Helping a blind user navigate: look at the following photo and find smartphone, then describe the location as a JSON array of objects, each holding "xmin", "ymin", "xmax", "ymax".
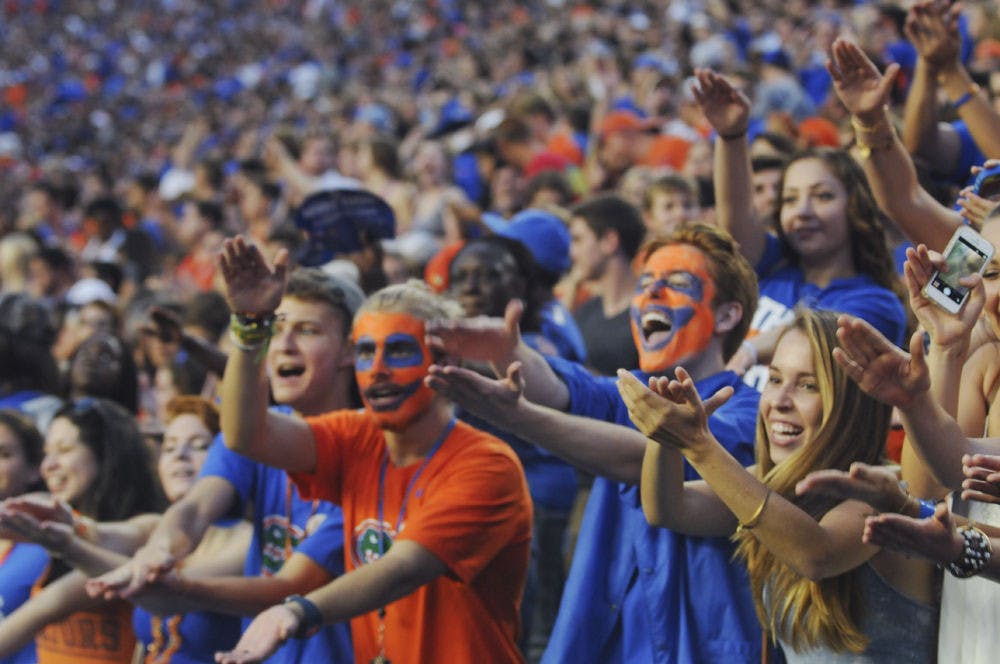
[
  {"xmin": 923, "ymin": 225, "xmax": 995, "ymax": 313},
  {"xmin": 972, "ymin": 163, "xmax": 1000, "ymax": 199}
]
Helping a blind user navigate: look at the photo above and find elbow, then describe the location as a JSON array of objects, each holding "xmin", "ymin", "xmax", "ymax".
[{"xmin": 788, "ymin": 552, "xmax": 841, "ymax": 582}]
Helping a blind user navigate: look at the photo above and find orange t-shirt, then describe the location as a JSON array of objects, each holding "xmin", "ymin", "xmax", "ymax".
[
  {"xmin": 34, "ymin": 600, "xmax": 136, "ymax": 664},
  {"xmin": 292, "ymin": 411, "xmax": 532, "ymax": 664}
]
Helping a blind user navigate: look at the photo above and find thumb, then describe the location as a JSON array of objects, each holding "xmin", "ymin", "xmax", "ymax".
[
  {"xmin": 878, "ymin": 62, "xmax": 901, "ymax": 98},
  {"xmin": 504, "ymin": 299, "xmax": 524, "ymax": 338},
  {"xmin": 272, "ymin": 248, "xmax": 290, "ymax": 281},
  {"xmin": 702, "ymin": 385, "xmax": 734, "ymax": 416}
]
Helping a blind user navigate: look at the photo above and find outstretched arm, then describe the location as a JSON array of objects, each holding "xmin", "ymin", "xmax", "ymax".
[
  {"xmin": 214, "ymin": 540, "xmax": 446, "ymax": 664},
  {"xmin": 828, "ymin": 38, "xmax": 962, "ymax": 250},
  {"xmin": 426, "ymin": 362, "xmax": 648, "ymax": 483},
  {"xmin": 425, "ymin": 300, "xmax": 570, "ymax": 410},
  {"xmin": 619, "ymin": 369, "xmax": 879, "ymax": 580},
  {"xmin": 0, "ymin": 571, "xmax": 96, "ymax": 657}
]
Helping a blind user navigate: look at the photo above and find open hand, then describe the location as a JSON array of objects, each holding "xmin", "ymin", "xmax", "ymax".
[
  {"xmin": 961, "ymin": 453, "xmax": 1000, "ymax": 503},
  {"xmin": 827, "ymin": 39, "xmax": 899, "ymax": 123},
  {"xmin": 863, "ymin": 502, "xmax": 963, "ymax": 565},
  {"xmin": 833, "ymin": 315, "xmax": 930, "ymax": 409},
  {"xmin": 215, "ymin": 604, "xmax": 301, "ymax": 664},
  {"xmin": 796, "ymin": 462, "xmax": 908, "ymax": 513},
  {"xmin": 217, "ymin": 236, "xmax": 288, "ymax": 316}
]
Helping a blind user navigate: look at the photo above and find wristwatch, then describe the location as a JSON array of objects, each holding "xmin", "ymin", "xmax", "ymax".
[{"xmin": 282, "ymin": 594, "xmax": 324, "ymax": 639}]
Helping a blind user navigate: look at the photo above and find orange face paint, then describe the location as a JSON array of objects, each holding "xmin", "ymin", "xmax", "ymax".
[
  {"xmin": 630, "ymin": 244, "xmax": 717, "ymax": 373},
  {"xmin": 352, "ymin": 311, "xmax": 436, "ymax": 430}
]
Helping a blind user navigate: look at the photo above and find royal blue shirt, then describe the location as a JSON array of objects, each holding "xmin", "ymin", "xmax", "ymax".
[{"xmin": 541, "ymin": 359, "xmax": 762, "ymax": 663}]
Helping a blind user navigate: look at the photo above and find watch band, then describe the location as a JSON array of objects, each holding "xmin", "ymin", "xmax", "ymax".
[{"xmin": 283, "ymin": 594, "xmax": 324, "ymax": 639}]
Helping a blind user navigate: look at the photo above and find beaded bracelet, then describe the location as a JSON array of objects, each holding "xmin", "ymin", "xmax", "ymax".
[
  {"xmin": 944, "ymin": 525, "xmax": 992, "ymax": 578},
  {"xmin": 229, "ymin": 313, "xmax": 275, "ymax": 349}
]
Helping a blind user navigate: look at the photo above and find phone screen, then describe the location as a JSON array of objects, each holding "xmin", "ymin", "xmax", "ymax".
[{"xmin": 930, "ymin": 236, "xmax": 991, "ymax": 305}]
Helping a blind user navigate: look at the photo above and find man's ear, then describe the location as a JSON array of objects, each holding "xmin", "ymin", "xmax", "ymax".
[
  {"xmin": 599, "ymin": 229, "xmax": 621, "ymax": 255},
  {"xmin": 713, "ymin": 301, "xmax": 743, "ymax": 334}
]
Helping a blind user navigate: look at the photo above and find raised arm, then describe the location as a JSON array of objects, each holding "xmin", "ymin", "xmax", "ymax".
[
  {"xmin": 619, "ymin": 368, "xmax": 879, "ymax": 580},
  {"xmin": 835, "ymin": 314, "xmax": 1000, "ymax": 489},
  {"xmin": 693, "ymin": 68, "xmax": 766, "ymax": 266},
  {"xmin": 828, "ymin": 38, "xmax": 962, "ymax": 250},
  {"xmin": 426, "ymin": 362, "xmax": 647, "ymax": 483},
  {"xmin": 425, "ymin": 299, "xmax": 570, "ymax": 410},
  {"xmin": 217, "ymin": 236, "xmax": 317, "ymax": 471}
]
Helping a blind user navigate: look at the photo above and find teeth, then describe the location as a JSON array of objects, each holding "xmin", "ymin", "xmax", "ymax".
[
  {"xmin": 771, "ymin": 423, "xmax": 803, "ymax": 435},
  {"xmin": 641, "ymin": 312, "xmax": 672, "ymax": 336}
]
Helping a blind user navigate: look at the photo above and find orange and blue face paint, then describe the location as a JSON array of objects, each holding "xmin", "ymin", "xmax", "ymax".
[
  {"xmin": 353, "ymin": 311, "xmax": 436, "ymax": 430},
  {"xmin": 630, "ymin": 244, "xmax": 717, "ymax": 373}
]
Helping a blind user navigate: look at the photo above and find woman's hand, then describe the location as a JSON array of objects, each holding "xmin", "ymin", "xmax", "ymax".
[
  {"xmin": 691, "ymin": 68, "xmax": 750, "ymax": 138},
  {"xmin": 834, "ymin": 315, "xmax": 931, "ymax": 410},
  {"xmin": 961, "ymin": 453, "xmax": 1000, "ymax": 503},
  {"xmin": 796, "ymin": 462, "xmax": 909, "ymax": 514},
  {"xmin": 616, "ymin": 367, "xmax": 733, "ymax": 451},
  {"xmin": 863, "ymin": 502, "xmax": 963, "ymax": 566},
  {"xmin": 827, "ymin": 38, "xmax": 900, "ymax": 124},
  {"xmin": 904, "ymin": 0, "xmax": 962, "ymax": 70},
  {"xmin": 904, "ymin": 244, "xmax": 984, "ymax": 350}
]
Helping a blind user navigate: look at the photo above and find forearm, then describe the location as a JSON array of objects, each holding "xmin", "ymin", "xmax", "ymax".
[
  {"xmin": 0, "ymin": 571, "xmax": 93, "ymax": 657},
  {"xmin": 899, "ymin": 391, "xmax": 995, "ymax": 488},
  {"xmin": 511, "ymin": 399, "xmax": 647, "ymax": 484},
  {"xmin": 305, "ymin": 541, "xmax": 442, "ymax": 624},
  {"xmin": 145, "ymin": 572, "xmax": 309, "ymax": 617},
  {"xmin": 58, "ymin": 537, "xmax": 132, "ymax": 578},
  {"xmin": 857, "ymin": 107, "xmax": 961, "ymax": 250},
  {"xmin": 640, "ymin": 440, "xmax": 733, "ymax": 536},
  {"xmin": 927, "ymin": 343, "xmax": 969, "ymax": 418},
  {"xmin": 937, "ymin": 63, "xmax": 1000, "ymax": 159},
  {"xmin": 498, "ymin": 341, "xmax": 570, "ymax": 410},
  {"xmin": 220, "ymin": 342, "xmax": 273, "ymax": 457},
  {"xmin": 714, "ymin": 134, "xmax": 765, "ymax": 265},
  {"xmin": 901, "ymin": 59, "xmax": 941, "ymax": 156},
  {"xmin": 685, "ymin": 442, "xmax": 873, "ymax": 579}
]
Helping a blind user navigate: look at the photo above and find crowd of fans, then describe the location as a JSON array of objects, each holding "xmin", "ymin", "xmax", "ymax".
[{"xmin": 2, "ymin": 0, "xmax": 1000, "ymax": 662}]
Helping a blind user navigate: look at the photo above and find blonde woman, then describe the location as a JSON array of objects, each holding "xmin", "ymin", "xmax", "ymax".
[{"xmin": 618, "ymin": 309, "xmax": 938, "ymax": 661}]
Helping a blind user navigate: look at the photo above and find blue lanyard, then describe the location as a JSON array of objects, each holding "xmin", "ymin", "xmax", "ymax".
[{"xmin": 376, "ymin": 417, "xmax": 456, "ymax": 557}]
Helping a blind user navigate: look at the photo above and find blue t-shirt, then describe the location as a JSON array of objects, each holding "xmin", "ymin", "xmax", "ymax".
[
  {"xmin": 200, "ymin": 432, "xmax": 353, "ymax": 664},
  {"xmin": 541, "ymin": 359, "xmax": 762, "ymax": 664},
  {"xmin": 0, "ymin": 543, "xmax": 48, "ymax": 664},
  {"xmin": 743, "ymin": 235, "xmax": 906, "ymax": 390}
]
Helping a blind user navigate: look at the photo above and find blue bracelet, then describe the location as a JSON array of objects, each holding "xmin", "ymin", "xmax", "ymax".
[
  {"xmin": 283, "ymin": 594, "xmax": 324, "ymax": 639},
  {"xmin": 917, "ymin": 499, "xmax": 936, "ymax": 519},
  {"xmin": 951, "ymin": 85, "xmax": 980, "ymax": 111}
]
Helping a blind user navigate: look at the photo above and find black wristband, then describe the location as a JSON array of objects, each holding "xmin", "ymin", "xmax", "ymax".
[{"xmin": 283, "ymin": 594, "xmax": 324, "ymax": 639}]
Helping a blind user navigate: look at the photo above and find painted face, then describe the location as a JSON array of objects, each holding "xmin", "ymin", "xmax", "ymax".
[
  {"xmin": 761, "ymin": 329, "xmax": 824, "ymax": 465},
  {"xmin": 158, "ymin": 413, "xmax": 213, "ymax": 503},
  {"xmin": 630, "ymin": 244, "xmax": 717, "ymax": 373},
  {"xmin": 267, "ymin": 297, "xmax": 351, "ymax": 416},
  {"xmin": 41, "ymin": 417, "xmax": 100, "ymax": 507},
  {"xmin": 0, "ymin": 423, "xmax": 39, "ymax": 500},
  {"xmin": 779, "ymin": 158, "xmax": 851, "ymax": 264},
  {"xmin": 353, "ymin": 311, "xmax": 435, "ymax": 430}
]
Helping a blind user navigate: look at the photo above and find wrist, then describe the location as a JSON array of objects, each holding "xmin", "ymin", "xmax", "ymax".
[
  {"xmin": 717, "ymin": 128, "xmax": 747, "ymax": 142},
  {"xmin": 283, "ymin": 594, "xmax": 323, "ymax": 639}
]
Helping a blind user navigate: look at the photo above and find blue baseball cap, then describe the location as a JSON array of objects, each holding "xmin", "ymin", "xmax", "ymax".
[{"xmin": 485, "ymin": 208, "xmax": 570, "ymax": 276}]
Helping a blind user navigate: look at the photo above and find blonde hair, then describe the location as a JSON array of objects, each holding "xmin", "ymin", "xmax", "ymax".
[
  {"xmin": 357, "ymin": 279, "xmax": 463, "ymax": 324},
  {"xmin": 734, "ymin": 309, "xmax": 890, "ymax": 654}
]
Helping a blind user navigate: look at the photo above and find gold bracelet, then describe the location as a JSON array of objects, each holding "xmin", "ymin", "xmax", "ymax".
[{"xmin": 736, "ymin": 488, "xmax": 772, "ymax": 534}]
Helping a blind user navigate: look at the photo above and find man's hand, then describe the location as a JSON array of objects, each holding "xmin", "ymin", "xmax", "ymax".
[
  {"xmin": 904, "ymin": 0, "xmax": 961, "ymax": 70},
  {"xmin": 215, "ymin": 604, "xmax": 302, "ymax": 664},
  {"xmin": 426, "ymin": 361, "xmax": 526, "ymax": 429},
  {"xmin": 425, "ymin": 299, "xmax": 523, "ymax": 372},
  {"xmin": 833, "ymin": 315, "xmax": 931, "ymax": 410},
  {"xmin": 217, "ymin": 236, "xmax": 288, "ymax": 316}
]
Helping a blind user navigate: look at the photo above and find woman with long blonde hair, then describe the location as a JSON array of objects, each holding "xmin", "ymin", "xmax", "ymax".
[{"xmin": 618, "ymin": 309, "xmax": 937, "ymax": 661}]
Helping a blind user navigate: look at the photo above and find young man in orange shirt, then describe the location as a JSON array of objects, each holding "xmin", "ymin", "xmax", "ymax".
[{"xmin": 214, "ymin": 237, "xmax": 532, "ymax": 664}]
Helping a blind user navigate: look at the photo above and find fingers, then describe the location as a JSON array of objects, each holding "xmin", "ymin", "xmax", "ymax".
[
  {"xmin": 701, "ymin": 385, "xmax": 734, "ymax": 416},
  {"xmin": 504, "ymin": 299, "xmax": 524, "ymax": 339},
  {"xmin": 795, "ymin": 469, "xmax": 852, "ymax": 497}
]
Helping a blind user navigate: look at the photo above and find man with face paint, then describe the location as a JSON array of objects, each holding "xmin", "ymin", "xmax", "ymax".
[
  {"xmin": 425, "ymin": 224, "xmax": 769, "ymax": 664},
  {"xmin": 213, "ymin": 237, "xmax": 532, "ymax": 664}
]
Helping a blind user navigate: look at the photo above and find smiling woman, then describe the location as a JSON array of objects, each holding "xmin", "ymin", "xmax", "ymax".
[{"xmin": 623, "ymin": 309, "xmax": 938, "ymax": 662}]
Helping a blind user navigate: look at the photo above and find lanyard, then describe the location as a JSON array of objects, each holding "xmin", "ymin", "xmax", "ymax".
[
  {"xmin": 373, "ymin": 417, "xmax": 455, "ymax": 663},
  {"xmin": 376, "ymin": 417, "xmax": 456, "ymax": 550}
]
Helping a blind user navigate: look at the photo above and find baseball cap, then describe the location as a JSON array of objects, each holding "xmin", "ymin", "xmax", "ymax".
[
  {"xmin": 293, "ymin": 189, "xmax": 396, "ymax": 267},
  {"xmin": 485, "ymin": 208, "xmax": 570, "ymax": 276}
]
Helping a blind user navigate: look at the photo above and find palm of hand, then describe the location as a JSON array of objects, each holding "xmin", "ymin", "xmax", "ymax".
[
  {"xmin": 854, "ymin": 353, "xmax": 928, "ymax": 408},
  {"xmin": 623, "ymin": 385, "xmax": 706, "ymax": 450},
  {"xmin": 703, "ymin": 94, "xmax": 748, "ymax": 135},
  {"xmin": 834, "ymin": 72, "xmax": 885, "ymax": 116},
  {"xmin": 225, "ymin": 268, "xmax": 284, "ymax": 315}
]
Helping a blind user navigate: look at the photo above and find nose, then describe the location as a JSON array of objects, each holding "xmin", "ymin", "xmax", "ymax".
[
  {"xmin": 370, "ymin": 348, "xmax": 391, "ymax": 377},
  {"xmin": 772, "ymin": 383, "xmax": 795, "ymax": 410}
]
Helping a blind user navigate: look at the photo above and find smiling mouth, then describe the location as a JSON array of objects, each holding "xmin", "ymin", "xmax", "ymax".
[
  {"xmin": 364, "ymin": 380, "xmax": 421, "ymax": 412},
  {"xmin": 641, "ymin": 311, "xmax": 673, "ymax": 342},
  {"xmin": 769, "ymin": 422, "xmax": 804, "ymax": 445},
  {"xmin": 275, "ymin": 365, "xmax": 305, "ymax": 378}
]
